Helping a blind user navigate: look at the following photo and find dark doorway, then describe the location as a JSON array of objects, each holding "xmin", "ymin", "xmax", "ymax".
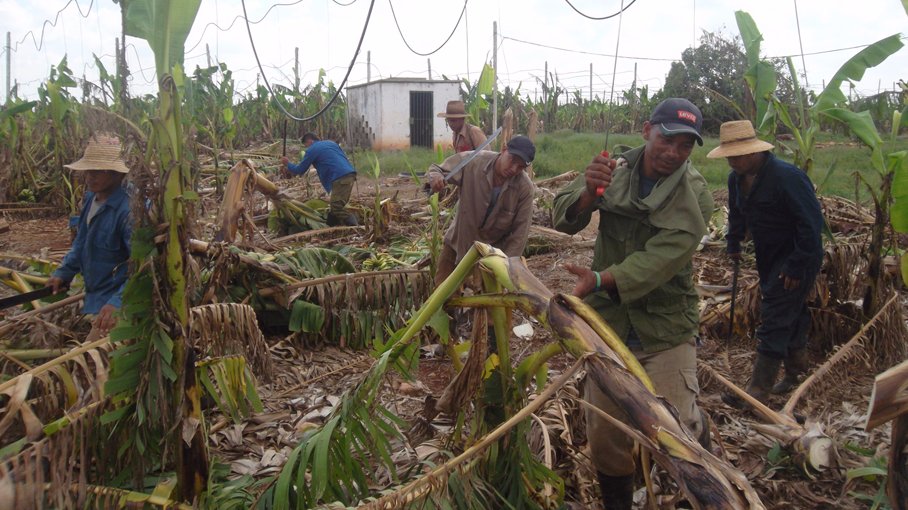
[{"xmin": 409, "ymin": 91, "xmax": 433, "ymax": 148}]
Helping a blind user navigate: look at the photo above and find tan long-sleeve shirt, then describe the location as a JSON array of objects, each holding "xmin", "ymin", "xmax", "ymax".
[{"xmin": 430, "ymin": 151, "xmax": 535, "ymax": 262}]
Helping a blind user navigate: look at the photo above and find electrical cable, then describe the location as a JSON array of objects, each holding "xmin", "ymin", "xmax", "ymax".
[
  {"xmin": 12, "ymin": 0, "xmax": 95, "ymax": 53},
  {"xmin": 501, "ymin": 35, "xmax": 675, "ymax": 61},
  {"xmin": 185, "ymin": 0, "xmax": 306, "ymax": 54},
  {"xmin": 240, "ymin": 0, "xmax": 376, "ymax": 122},
  {"xmin": 387, "ymin": 0, "xmax": 468, "ymax": 57},
  {"xmin": 563, "ymin": 0, "xmax": 636, "ymax": 21},
  {"xmin": 332, "ymin": 0, "xmax": 359, "ymax": 5}
]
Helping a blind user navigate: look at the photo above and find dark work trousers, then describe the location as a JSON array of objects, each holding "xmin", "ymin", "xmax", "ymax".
[{"xmin": 755, "ymin": 259, "xmax": 818, "ymax": 360}]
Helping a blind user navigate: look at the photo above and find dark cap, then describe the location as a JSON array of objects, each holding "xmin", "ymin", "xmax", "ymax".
[
  {"xmin": 649, "ymin": 98, "xmax": 703, "ymax": 146},
  {"xmin": 506, "ymin": 135, "xmax": 536, "ymax": 164}
]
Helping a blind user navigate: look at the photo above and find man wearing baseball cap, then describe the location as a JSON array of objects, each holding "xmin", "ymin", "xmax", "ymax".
[
  {"xmin": 48, "ymin": 134, "xmax": 132, "ymax": 341},
  {"xmin": 553, "ymin": 98, "xmax": 713, "ymax": 509},
  {"xmin": 438, "ymin": 100, "xmax": 487, "ymax": 153},
  {"xmin": 427, "ymin": 135, "xmax": 536, "ymax": 287},
  {"xmin": 709, "ymin": 120, "xmax": 824, "ymax": 406}
]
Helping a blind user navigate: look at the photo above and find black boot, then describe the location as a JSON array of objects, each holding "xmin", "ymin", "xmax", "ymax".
[
  {"xmin": 697, "ymin": 411, "xmax": 711, "ymax": 451},
  {"xmin": 722, "ymin": 353, "xmax": 782, "ymax": 408},
  {"xmin": 771, "ymin": 348, "xmax": 809, "ymax": 394},
  {"xmin": 597, "ymin": 472, "xmax": 633, "ymax": 510}
]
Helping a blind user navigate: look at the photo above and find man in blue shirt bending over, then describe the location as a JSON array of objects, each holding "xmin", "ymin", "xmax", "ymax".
[
  {"xmin": 280, "ymin": 132, "xmax": 359, "ymax": 226},
  {"xmin": 48, "ymin": 134, "xmax": 132, "ymax": 341}
]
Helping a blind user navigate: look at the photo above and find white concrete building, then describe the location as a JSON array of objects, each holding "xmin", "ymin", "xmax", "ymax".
[{"xmin": 346, "ymin": 78, "xmax": 463, "ymax": 151}]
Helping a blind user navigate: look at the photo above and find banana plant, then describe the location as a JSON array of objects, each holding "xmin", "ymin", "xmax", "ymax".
[
  {"xmin": 765, "ymin": 33, "xmax": 904, "ymax": 174},
  {"xmin": 460, "ymin": 63, "xmax": 496, "ymax": 132},
  {"xmin": 272, "ymin": 242, "xmax": 765, "ymax": 509},
  {"xmin": 735, "ymin": 11, "xmax": 777, "ymax": 132},
  {"xmin": 36, "ymin": 56, "xmax": 82, "ymax": 213},
  {"xmin": 105, "ymin": 0, "xmax": 205, "ymax": 502}
]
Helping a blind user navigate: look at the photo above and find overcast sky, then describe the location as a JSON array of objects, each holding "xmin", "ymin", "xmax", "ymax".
[{"xmin": 1, "ymin": 0, "xmax": 905, "ymax": 104}]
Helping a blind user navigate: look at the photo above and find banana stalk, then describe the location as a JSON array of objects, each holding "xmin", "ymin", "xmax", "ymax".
[{"xmin": 471, "ymin": 244, "xmax": 763, "ymax": 508}]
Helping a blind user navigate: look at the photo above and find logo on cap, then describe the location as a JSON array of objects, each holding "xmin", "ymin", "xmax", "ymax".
[{"xmin": 677, "ymin": 110, "xmax": 697, "ymax": 124}]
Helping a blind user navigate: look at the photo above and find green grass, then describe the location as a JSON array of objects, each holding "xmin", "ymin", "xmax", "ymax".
[{"xmin": 356, "ymin": 131, "xmax": 907, "ymax": 202}]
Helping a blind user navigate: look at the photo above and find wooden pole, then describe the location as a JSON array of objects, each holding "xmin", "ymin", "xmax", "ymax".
[{"xmin": 5, "ymin": 32, "xmax": 10, "ymax": 103}]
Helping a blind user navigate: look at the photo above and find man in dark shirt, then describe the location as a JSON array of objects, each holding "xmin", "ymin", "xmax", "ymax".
[
  {"xmin": 280, "ymin": 132, "xmax": 358, "ymax": 226},
  {"xmin": 708, "ymin": 120, "xmax": 824, "ymax": 404}
]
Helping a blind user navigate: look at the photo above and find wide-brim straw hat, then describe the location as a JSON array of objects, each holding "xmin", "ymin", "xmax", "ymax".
[
  {"xmin": 707, "ymin": 120, "xmax": 775, "ymax": 158},
  {"xmin": 437, "ymin": 100, "xmax": 468, "ymax": 118},
  {"xmin": 64, "ymin": 134, "xmax": 130, "ymax": 173}
]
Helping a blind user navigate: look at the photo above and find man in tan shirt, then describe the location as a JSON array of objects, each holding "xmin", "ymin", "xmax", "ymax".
[
  {"xmin": 427, "ymin": 135, "xmax": 536, "ymax": 285},
  {"xmin": 437, "ymin": 100, "xmax": 487, "ymax": 152}
]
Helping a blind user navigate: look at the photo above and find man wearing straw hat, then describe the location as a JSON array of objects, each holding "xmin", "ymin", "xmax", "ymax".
[
  {"xmin": 708, "ymin": 120, "xmax": 824, "ymax": 406},
  {"xmin": 438, "ymin": 100, "xmax": 487, "ymax": 153},
  {"xmin": 47, "ymin": 134, "xmax": 132, "ymax": 341}
]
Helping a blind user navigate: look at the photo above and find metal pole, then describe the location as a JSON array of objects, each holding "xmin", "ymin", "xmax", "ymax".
[
  {"xmin": 465, "ymin": 8, "xmax": 470, "ymax": 82},
  {"xmin": 793, "ymin": 0, "xmax": 809, "ymax": 90},
  {"xmin": 294, "ymin": 47, "xmax": 300, "ymax": 92},
  {"xmin": 367, "ymin": 51, "xmax": 371, "ymax": 82},
  {"xmin": 492, "ymin": 21, "xmax": 498, "ymax": 131},
  {"xmin": 589, "ymin": 62, "xmax": 593, "ymax": 102},
  {"xmin": 206, "ymin": 44, "xmax": 211, "ymax": 67},
  {"xmin": 427, "ymin": 58, "xmax": 431, "ymax": 80},
  {"xmin": 727, "ymin": 258, "xmax": 740, "ymax": 352}
]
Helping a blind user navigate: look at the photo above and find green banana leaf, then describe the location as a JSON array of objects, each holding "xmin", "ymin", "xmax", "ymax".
[
  {"xmin": 736, "ymin": 11, "xmax": 776, "ymax": 129},
  {"xmin": 123, "ymin": 0, "xmax": 202, "ymax": 76},
  {"xmin": 815, "ymin": 34, "xmax": 904, "ymax": 112}
]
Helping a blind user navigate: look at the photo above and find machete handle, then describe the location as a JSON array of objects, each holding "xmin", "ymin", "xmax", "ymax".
[{"xmin": 595, "ymin": 150, "xmax": 609, "ymax": 196}]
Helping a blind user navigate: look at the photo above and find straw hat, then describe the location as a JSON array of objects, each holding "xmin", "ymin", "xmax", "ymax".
[
  {"xmin": 437, "ymin": 100, "xmax": 468, "ymax": 118},
  {"xmin": 64, "ymin": 134, "xmax": 130, "ymax": 173},
  {"xmin": 706, "ymin": 120, "xmax": 774, "ymax": 158}
]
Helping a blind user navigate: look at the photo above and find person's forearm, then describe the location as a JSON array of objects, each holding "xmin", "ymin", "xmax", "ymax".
[{"xmin": 566, "ymin": 189, "xmax": 599, "ymax": 220}]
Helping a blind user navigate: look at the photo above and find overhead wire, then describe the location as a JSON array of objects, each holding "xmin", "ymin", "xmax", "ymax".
[
  {"xmin": 185, "ymin": 0, "xmax": 306, "ymax": 54},
  {"xmin": 563, "ymin": 0, "xmax": 636, "ymax": 21},
  {"xmin": 11, "ymin": 0, "xmax": 95, "ymax": 53},
  {"xmin": 240, "ymin": 0, "xmax": 377, "ymax": 122},
  {"xmin": 387, "ymin": 0, "xmax": 468, "ymax": 57},
  {"xmin": 501, "ymin": 35, "xmax": 676, "ymax": 61}
]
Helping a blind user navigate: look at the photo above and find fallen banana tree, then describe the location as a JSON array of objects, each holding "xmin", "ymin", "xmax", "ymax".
[
  {"xmin": 701, "ymin": 289, "xmax": 906, "ymax": 475},
  {"xmin": 214, "ymin": 159, "xmax": 326, "ymax": 243},
  {"xmin": 272, "ymin": 242, "xmax": 764, "ymax": 509}
]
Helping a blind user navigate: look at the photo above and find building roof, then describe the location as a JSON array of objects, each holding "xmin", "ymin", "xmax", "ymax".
[{"xmin": 346, "ymin": 77, "xmax": 461, "ymax": 90}]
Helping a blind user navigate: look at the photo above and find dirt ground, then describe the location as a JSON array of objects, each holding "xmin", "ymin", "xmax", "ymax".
[{"xmin": 1, "ymin": 170, "xmax": 904, "ymax": 509}]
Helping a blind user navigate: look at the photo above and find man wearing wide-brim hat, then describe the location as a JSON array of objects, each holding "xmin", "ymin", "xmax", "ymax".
[
  {"xmin": 708, "ymin": 120, "xmax": 824, "ymax": 407},
  {"xmin": 48, "ymin": 134, "xmax": 132, "ymax": 341},
  {"xmin": 438, "ymin": 100, "xmax": 487, "ymax": 153}
]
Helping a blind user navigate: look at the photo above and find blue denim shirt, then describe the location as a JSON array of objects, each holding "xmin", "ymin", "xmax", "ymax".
[
  {"xmin": 54, "ymin": 187, "xmax": 132, "ymax": 314},
  {"xmin": 286, "ymin": 140, "xmax": 356, "ymax": 193}
]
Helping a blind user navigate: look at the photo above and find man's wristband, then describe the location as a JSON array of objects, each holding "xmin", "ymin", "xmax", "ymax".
[{"xmin": 594, "ymin": 271, "xmax": 601, "ymax": 291}]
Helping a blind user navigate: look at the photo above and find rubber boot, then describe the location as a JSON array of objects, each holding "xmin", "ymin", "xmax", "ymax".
[
  {"xmin": 771, "ymin": 348, "xmax": 809, "ymax": 394},
  {"xmin": 343, "ymin": 213, "xmax": 359, "ymax": 226},
  {"xmin": 697, "ymin": 411, "xmax": 711, "ymax": 451},
  {"xmin": 722, "ymin": 353, "xmax": 782, "ymax": 408},
  {"xmin": 597, "ymin": 472, "xmax": 633, "ymax": 510}
]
